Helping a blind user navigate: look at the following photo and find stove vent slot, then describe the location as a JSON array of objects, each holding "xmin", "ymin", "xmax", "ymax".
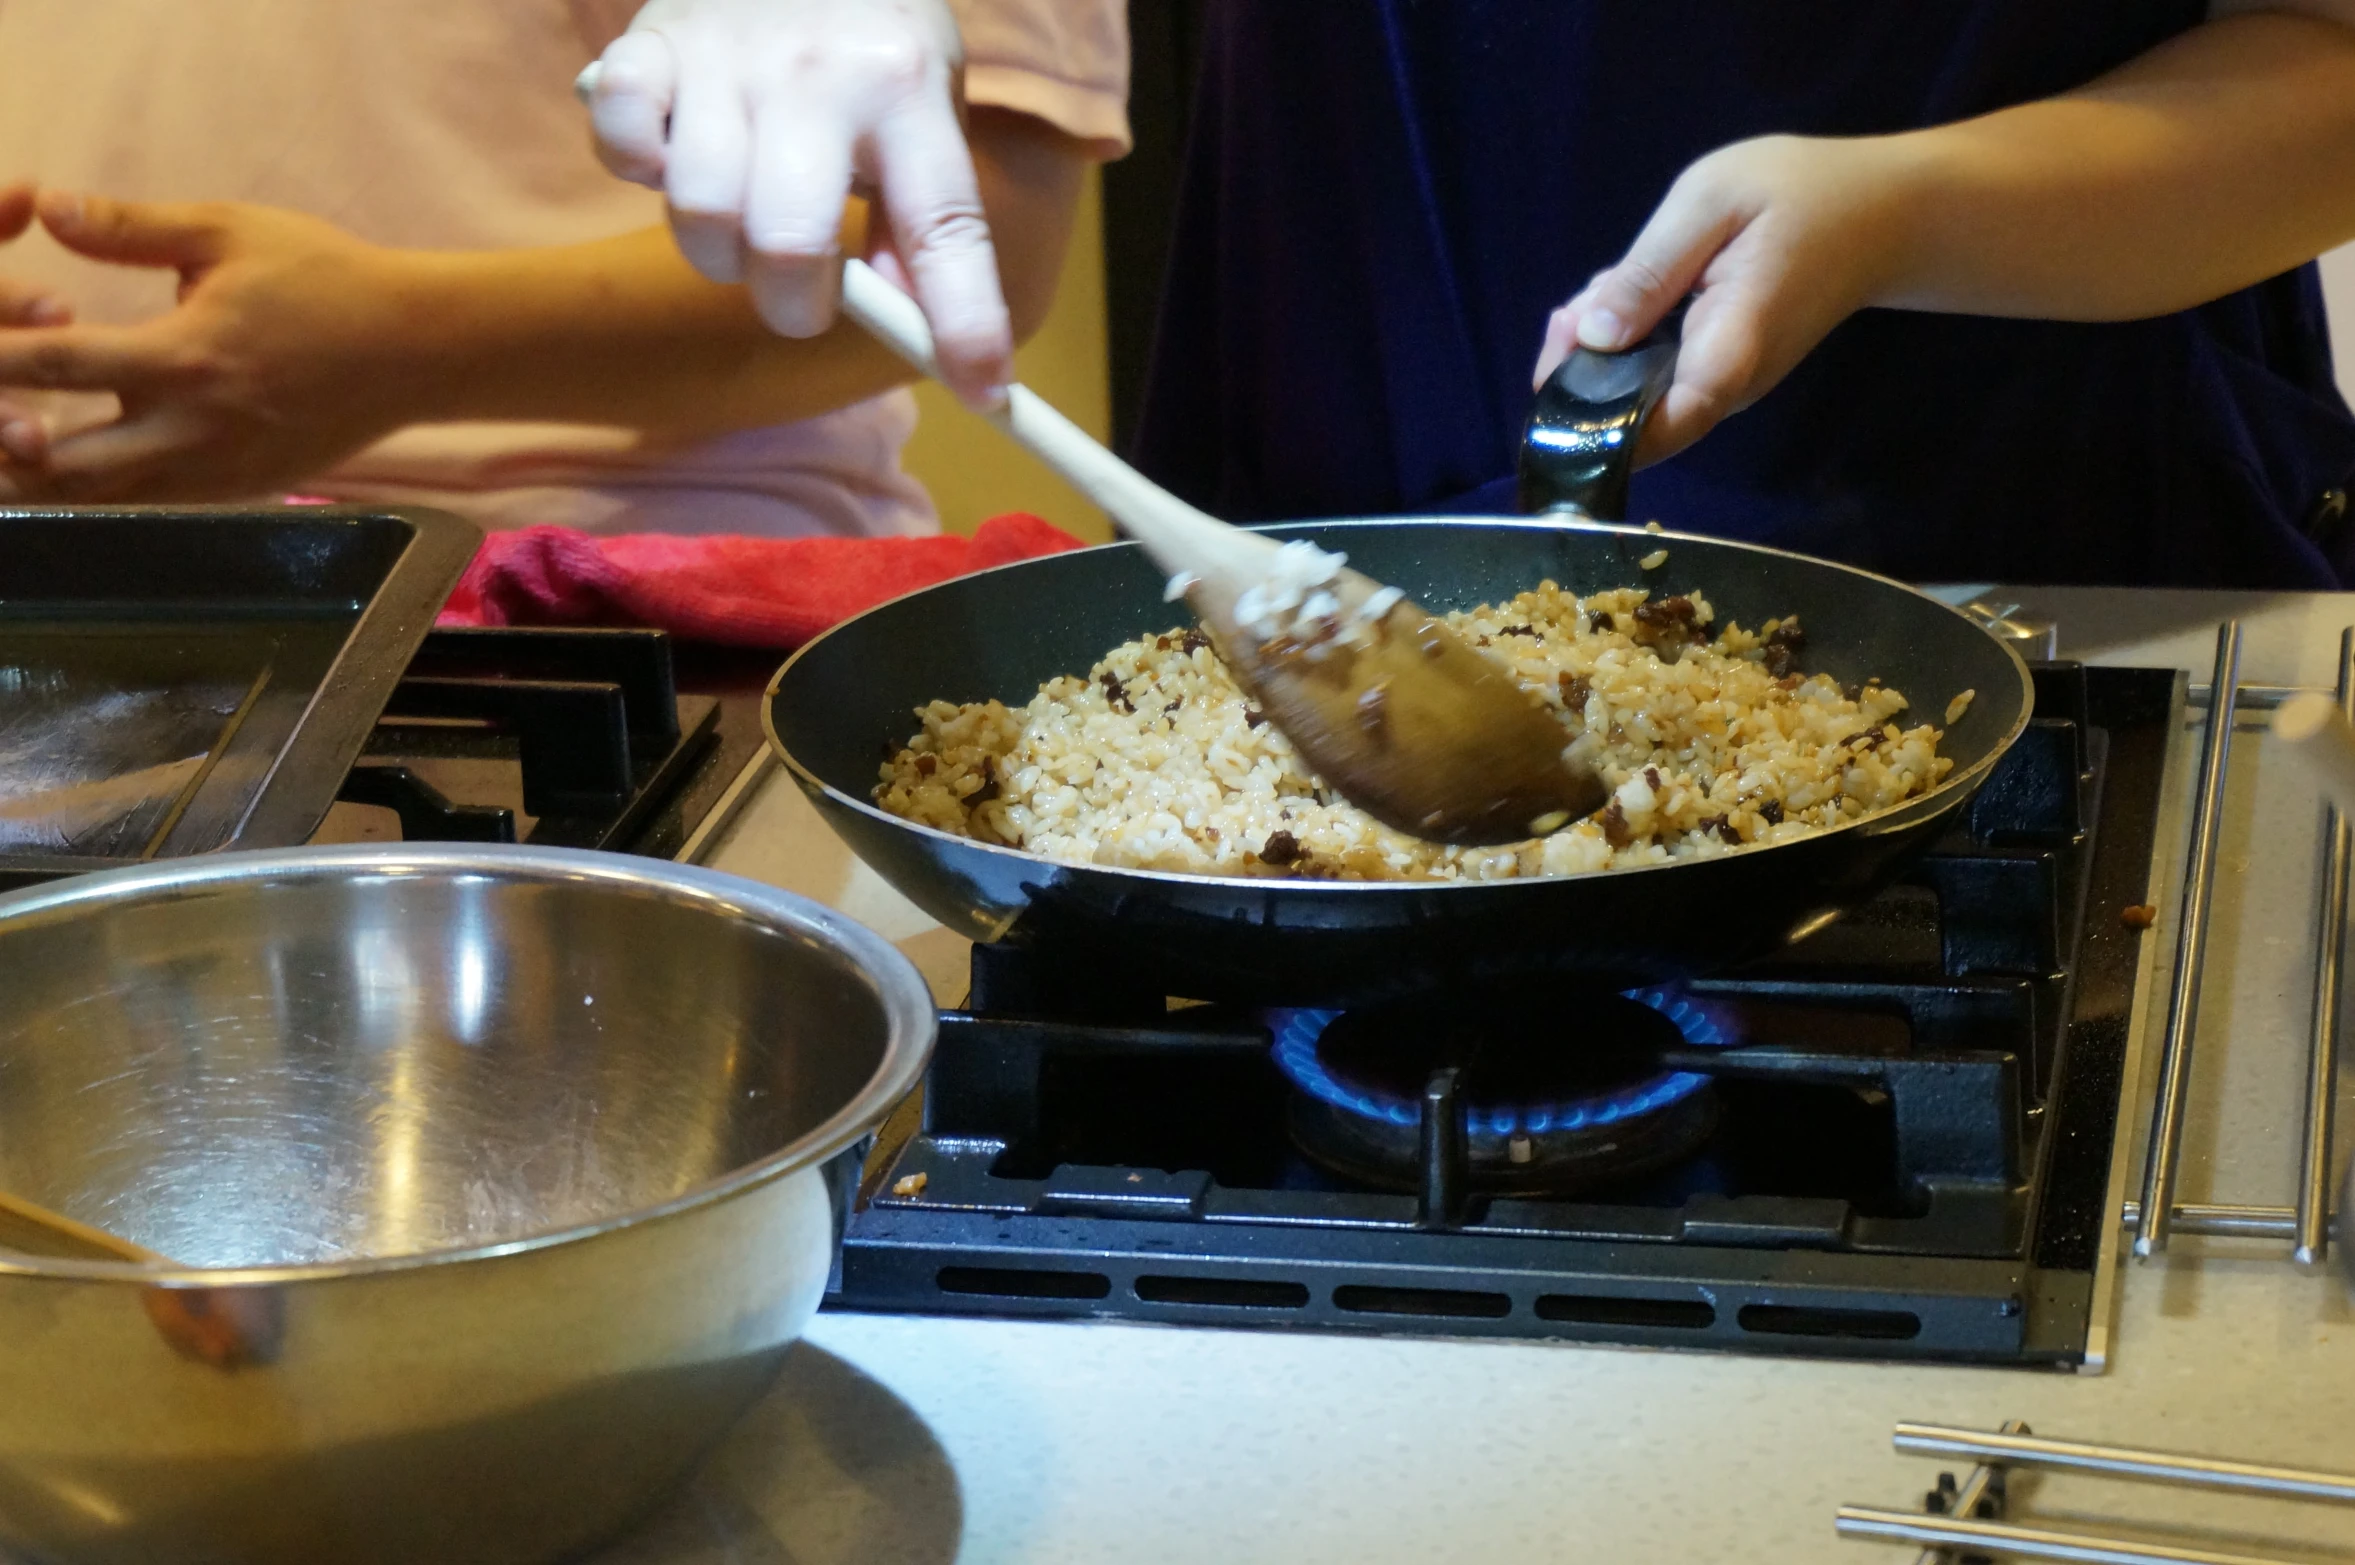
[
  {"xmin": 1534, "ymin": 1293, "xmax": 1714, "ymax": 1330},
  {"xmin": 935, "ymin": 1266, "xmax": 1112, "ymax": 1301},
  {"xmin": 1736, "ymin": 1303, "xmax": 1921, "ymax": 1341},
  {"xmin": 1332, "ymin": 1285, "xmax": 1511, "ymax": 1320},
  {"xmin": 1135, "ymin": 1275, "xmax": 1311, "ymax": 1310}
]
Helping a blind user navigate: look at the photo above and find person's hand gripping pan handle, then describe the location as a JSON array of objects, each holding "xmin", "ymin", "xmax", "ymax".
[{"xmin": 577, "ymin": 0, "xmax": 1012, "ymax": 409}]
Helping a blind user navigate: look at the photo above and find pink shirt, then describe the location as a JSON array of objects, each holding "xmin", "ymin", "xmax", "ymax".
[{"xmin": 0, "ymin": 0, "xmax": 1129, "ymax": 536}]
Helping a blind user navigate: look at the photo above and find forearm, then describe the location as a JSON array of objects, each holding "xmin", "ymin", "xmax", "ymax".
[
  {"xmin": 1872, "ymin": 7, "xmax": 2355, "ymax": 320},
  {"xmin": 388, "ymin": 227, "xmax": 895, "ymax": 438},
  {"xmin": 380, "ymin": 108, "xmax": 1084, "ymax": 441}
]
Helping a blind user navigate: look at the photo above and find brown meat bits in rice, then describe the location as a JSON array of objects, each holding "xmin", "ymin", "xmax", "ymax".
[{"xmin": 873, "ymin": 583, "xmax": 1952, "ymax": 881}]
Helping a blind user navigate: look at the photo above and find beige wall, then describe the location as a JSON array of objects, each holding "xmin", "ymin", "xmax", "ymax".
[{"xmin": 899, "ymin": 168, "xmax": 1115, "ymax": 543}]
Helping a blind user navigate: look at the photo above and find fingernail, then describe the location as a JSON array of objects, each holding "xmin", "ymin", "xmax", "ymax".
[
  {"xmin": 1578, "ymin": 308, "xmax": 1628, "ymax": 351},
  {"xmin": 26, "ymin": 297, "xmax": 66, "ymax": 325},
  {"xmin": 748, "ymin": 282, "xmax": 830, "ymax": 340},
  {"xmin": 2, "ymin": 420, "xmax": 40, "ymax": 459},
  {"xmin": 40, "ymin": 191, "xmax": 82, "ymax": 226},
  {"xmin": 672, "ymin": 220, "xmax": 744, "ymax": 286}
]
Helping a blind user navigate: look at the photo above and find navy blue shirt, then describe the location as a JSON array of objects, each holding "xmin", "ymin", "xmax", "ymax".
[{"xmin": 1132, "ymin": 1, "xmax": 2355, "ymax": 587}]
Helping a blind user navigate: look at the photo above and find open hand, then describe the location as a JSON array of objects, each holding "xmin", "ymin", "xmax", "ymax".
[
  {"xmin": 0, "ymin": 182, "xmax": 82, "ymax": 470},
  {"xmin": 0, "ymin": 192, "xmax": 426, "ymax": 503},
  {"xmin": 582, "ymin": 0, "xmax": 1013, "ymax": 407},
  {"xmin": 1533, "ymin": 135, "xmax": 1920, "ymax": 467}
]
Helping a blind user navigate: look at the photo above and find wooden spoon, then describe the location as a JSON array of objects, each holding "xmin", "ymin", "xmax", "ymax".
[
  {"xmin": 0, "ymin": 1190, "xmax": 284, "ymax": 1364},
  {"xmin": 839, "ymin": 258, "xmax": 1606, "ymax": 845},
  {"xmin": 0, "ymin": 1187, "xmax": 167, "ymax": 1265}
]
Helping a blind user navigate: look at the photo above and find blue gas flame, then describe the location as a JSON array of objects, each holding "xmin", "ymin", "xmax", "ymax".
[{"xmin": 1268, "ymin": 987, "xmax": 1738, "ymax": 1136}]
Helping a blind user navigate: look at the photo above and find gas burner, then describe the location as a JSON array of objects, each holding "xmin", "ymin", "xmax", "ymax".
[{"xmin": 1270, "ymin": 989, "xmax": 1736, "ymax": 1196}]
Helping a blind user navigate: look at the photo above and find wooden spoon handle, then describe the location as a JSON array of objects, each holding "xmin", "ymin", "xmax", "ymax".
[
  {"xmin": 838, "ymin": 259, "xmax": 1270, "ymax": 582},
  {"xmin": 0, "ymin": 1188, "xmax": 167, "ymax": 1265}
]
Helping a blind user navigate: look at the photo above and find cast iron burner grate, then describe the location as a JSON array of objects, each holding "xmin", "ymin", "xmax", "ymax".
[
  {"xmin": 828, "ymin": 664, "xmax": 2179, "ymax": 1365},
  {"xmin": 313, "ymin": 627, "xmax": 766, "ymax": 857}
]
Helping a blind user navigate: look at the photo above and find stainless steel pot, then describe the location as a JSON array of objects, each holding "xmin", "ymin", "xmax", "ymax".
[{"xmin": 0, "ymin": 845, "xmax": 935, "ymax": 1565}]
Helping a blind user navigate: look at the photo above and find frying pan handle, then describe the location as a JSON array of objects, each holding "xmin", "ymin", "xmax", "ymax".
[{"xmin": 1515, "ymin": 304, "xmax": 1684, "ymax": 522}]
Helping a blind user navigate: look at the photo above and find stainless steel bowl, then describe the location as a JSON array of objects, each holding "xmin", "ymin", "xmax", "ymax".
[{"xmin": 0, "ymin": 845, "xmax": 935, "ymax": 1565}]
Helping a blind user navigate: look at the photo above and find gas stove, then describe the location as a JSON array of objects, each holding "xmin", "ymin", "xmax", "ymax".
[
  {"xmin": 827, "ymin": 662, "xmax": 2177, "ymax": 1366},
  {"xmin": 672, "ymin": 588, "xmax": 2355, "ymax": 1565}
]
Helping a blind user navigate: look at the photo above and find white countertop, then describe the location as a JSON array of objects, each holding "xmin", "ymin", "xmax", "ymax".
[{"xmin": 623, "ymin": 587, "xmax": 2355, "ymax": 1565}]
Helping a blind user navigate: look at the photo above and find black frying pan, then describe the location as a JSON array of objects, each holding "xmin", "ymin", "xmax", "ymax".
[{"xmin": 763, "ymin": 322, "xmax": 2034, "ymax": 1005}]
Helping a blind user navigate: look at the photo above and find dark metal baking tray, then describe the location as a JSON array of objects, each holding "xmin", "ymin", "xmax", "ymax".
[{"xmin": 0, "ymin": 506, "xmax": 477, "ymax": 887}]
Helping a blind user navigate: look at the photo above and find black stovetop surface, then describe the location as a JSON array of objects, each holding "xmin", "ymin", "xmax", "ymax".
[{"xmin": 827, "ymin": 662, "xmax": 2179, "ymax": 1366}]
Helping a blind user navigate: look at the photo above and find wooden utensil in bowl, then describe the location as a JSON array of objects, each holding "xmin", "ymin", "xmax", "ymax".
[{"xmin": 0, "ymin": 1187, "xmax": 166, "ymax": 1264}]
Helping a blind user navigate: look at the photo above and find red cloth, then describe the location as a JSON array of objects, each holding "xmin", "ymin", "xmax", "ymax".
[{"xmin": 436, "ymin": 513, "xmax": 1088, "ymax": 648}]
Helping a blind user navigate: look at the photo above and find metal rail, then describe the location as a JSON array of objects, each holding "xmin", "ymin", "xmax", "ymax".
[
  {"xmin": 2135, "ymin": 622, "xmax": 2241, "ymax": 1257},
  {"xmin": 1910, "ymin": 1418, "xmax": 2025, "ymax": 1565},
  {"xmin": 2295, "ymin": 627, "xmax": 2354, "ymax": 1267},
  {"xmin": 1892, "ymin": 1424, "xmax": 2355, "ymax": 1505},
  {"xmin": 1843, "ymin": 1422, "xmax": 2355, "ymax": 1564},
  {"xmin": 2121, "ymin": 621, "xmax": 2353, "ymax": 1262},
  {"xmin": 2187, "ymin": 681, "xmax": 2331, "ymax": 710},
  {"xmin": 1840, "ymin": 1508, "xmax": 2295, "ymax": 1565},
  {"xmin": 2120, "ymin": 1201, "xmax": 2301, "ymax": 1240}
]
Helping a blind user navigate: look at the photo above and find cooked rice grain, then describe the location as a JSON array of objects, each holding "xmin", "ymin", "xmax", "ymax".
[{"xmin": 873, "ymin": 583, "xmax": 1951, "ymax": 881}]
